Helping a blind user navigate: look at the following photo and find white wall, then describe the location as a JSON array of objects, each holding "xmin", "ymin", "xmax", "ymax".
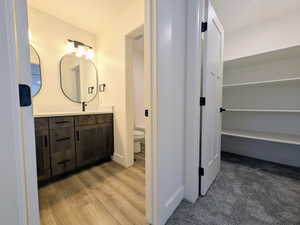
[
  {"xmin": 133, "ymin": 39, "xmax": 145, "ymax": 129},
  {"xmin": 28, "ymin": 7, "xmax": 99, "ymax": 115},
  {"xmin": 96, "ymin": 0, "xmax": 144, "ymax": 167},
  {"xmin": 225, "ymin": 10, "xmax": 300, "ymax": 60}
]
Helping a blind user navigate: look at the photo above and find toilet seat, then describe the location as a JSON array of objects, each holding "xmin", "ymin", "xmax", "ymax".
[{"xmin": 134, "ymin": 130, "xmax": 144, "ymax": 140}]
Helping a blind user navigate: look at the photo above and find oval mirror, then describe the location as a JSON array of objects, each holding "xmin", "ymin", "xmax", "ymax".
[
  {"xmin": 60, "ymin": 55, "xmax": 98, "ymax": 103},
  {"xmin": 30, "ymin": 46, "xmax": 42, "ymax": 96}
]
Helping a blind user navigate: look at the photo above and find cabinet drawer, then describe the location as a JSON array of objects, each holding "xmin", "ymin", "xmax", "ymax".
[
  {"xmin": 96, "ymin": 114, "xmax": 113, "ymax": 124},
  {"xmin": 35, "ymin": 118, "xmax": 49, "ymax": 130},
  {"xmin": 49, "ymin": 116, "xmax": 74, "ymax": 129},
  {"xmin": 75, "ymin": 115, "xmax": 97, "ymax": 126},
  {"xmin": 51, "ymin": 151, "xmax": 75, "ymax": 176},
  {"xmin": 50, "ymin": 127, "xmax": 75, "ymax": 154}
]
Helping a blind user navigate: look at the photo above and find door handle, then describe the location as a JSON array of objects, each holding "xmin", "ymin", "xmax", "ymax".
[
  {"xmin": 56, "ymin": 137, "xmax": 70, "ymax": 142},
  {"xmin": 55, "ymin": 121, "xmax": 69, "ymax": 124},
  {"xmin": 220, "ymin": 107, "xmax": 226, "ymax": 113}
]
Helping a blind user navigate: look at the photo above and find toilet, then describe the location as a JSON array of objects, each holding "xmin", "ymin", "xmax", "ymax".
[{"xmin": 134, "ymin": 129, "xmax": 145, "ymax": 153}]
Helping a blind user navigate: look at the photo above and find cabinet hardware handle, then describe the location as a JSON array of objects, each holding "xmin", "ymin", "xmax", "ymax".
[
  {"xmin": 56, "ymin": 137, "xmax": 70, "ymax": 142},
  {"xmin": 44, "ymin": 136, "xmax": 48, "ymax": 148},
  {"xmin": 56, "ymin": 121, "xmax": 69, "ymax": 124},
  {"xmin": 76, "ymin": 131, "xmax": 80, "ymax": 141},
  {"xmin": 57, "ymin": 160, "xmax": 71, "ymax": 165}
]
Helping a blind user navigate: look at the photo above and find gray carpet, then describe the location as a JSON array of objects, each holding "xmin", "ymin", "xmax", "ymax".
[{"xmin": 167, "ymin": 153, "xmax": 300, "ymax": 225}]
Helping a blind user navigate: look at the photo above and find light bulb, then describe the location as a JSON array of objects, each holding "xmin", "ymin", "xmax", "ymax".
[
  {"xmin": 86, "ymin": 48, "xmax": 95, "ymax": 59},
  {"xmin": 66, "ymin": 41, "xmax": 75, "ymax": 54},
  {"xmin": 76, "ymin": 46, "xmax": 86, "ymax": 57}
]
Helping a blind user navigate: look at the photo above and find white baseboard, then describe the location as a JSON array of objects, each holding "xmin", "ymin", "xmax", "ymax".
[
  {"xmin": 161, "ymin": 186, "xmax": 184, "ymax": 224},
  {"xmin": 112, "ymin": 153, "xmax": 127, "ymax": 167}
]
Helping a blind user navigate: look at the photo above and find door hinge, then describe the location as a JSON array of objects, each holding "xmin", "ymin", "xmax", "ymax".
[
  {"xmin": 201, "ymin": 22, "xmax": 208, "ymax": 32},
  {"xmin": 145, "ymin": 109, "xmax": 149, "ymax": 117},
  {"xmin": 199, "ymin": 167, "xmax": 204, "ymax": 176},
  {"xmin": 200, "ymin": 97, "xmax": 206, "ymax": 106},
  {"xmin": 19, "ymin": 84, "xmax": 32, "ymax": 107}
]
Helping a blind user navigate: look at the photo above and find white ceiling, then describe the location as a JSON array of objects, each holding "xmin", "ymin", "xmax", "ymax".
[
  {"xmin": 211, "ymin": 0, "xmax": 300, "ymax": 33},
  {"xmin": 28, "ymin": 0, "xmax": 139, "ymax": 34},
  {"xmin": 28, "ymin": 0, "xmax": 300, "ymax": 35}
]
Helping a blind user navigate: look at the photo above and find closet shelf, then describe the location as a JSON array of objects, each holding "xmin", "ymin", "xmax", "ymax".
[
  {"xmin": 222, "ymin": 129, "xmax": 300, "ymax": 146},
  {"xmin": 223, "ymin": 77, "xmax": 300, "ymax": 88},
  {"xmin": 224, "ymin": 45, "xmax": 300, "ymax": 69},
  {"xmin": 224, "ymin": 109, "xmax": 300, "ymax": 113}
]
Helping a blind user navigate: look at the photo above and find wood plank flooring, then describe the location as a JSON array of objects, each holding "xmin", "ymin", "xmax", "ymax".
[{"xmin": 39, "ymin": 153, "xmax": 147, "ymax": 225}]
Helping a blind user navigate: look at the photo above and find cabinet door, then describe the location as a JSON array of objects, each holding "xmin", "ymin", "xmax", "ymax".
[
  {"xmin": 75, "ymin": 125, "xmax": 103, "ymax": 167},
  {"xmin": 103, "ymin": 122, "xmax": 114, "ymax": 157},
  {"xmin": 35, "ymin": 129, "xmax": 50, "ymax": 182}
]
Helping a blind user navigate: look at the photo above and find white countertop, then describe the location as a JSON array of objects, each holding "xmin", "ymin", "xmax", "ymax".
[{"xmin": 33, "ymin": 106, "xmax": 113, "ymax": 118}]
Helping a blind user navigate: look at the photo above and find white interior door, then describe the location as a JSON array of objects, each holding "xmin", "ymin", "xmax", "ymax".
[
  {"xmin": 1, "ymin": 0, "xmax": 40, "ymax": 224},
  {"xmin": 200, "ymin": 0, "xmax": 224, "ymax": 196}
]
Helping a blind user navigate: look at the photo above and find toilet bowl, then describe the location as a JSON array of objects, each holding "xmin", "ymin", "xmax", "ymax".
[{"xmin": 134, "ymin": 130, "xmax": 145, "ymax": 153}]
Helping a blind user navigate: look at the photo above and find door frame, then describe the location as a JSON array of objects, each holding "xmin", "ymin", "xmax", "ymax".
[
  {"xmin": 124, "ymin": 0, "xmax": 158, "ymax": 222},
  {"xmin": 1, "ymin": 0, "xmax": 40, "ymax": 225},
  {"xmin": 125, "ymin": 24, "xmax": 144, "ymax": 168},
  {"xmin": 184, "ymin": 0, "xmax": 206, "ymax": 203},
  {"xmin": 12, "ymin": 0, "xmax": 159, "ymax": 225}
]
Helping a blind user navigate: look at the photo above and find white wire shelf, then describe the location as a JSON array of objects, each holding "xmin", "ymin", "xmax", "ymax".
[
  {"xmin": 223, "ymin": 77, "xmax": 300, "ymax": 88},
  {"xmin": 224, "ymin": 109, "xmax": 300, "ymax": 113}
]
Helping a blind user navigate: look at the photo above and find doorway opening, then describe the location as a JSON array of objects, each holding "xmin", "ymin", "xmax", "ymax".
[
  {"xmin": 22, "ymin": 1, "xmax": 154, "ymax": 225},
  {"xmin": 132, "ymin": 34, "xmax": 145, "ymax": 164},
  {"xmin": 125, "ymin": 25, "xmax": 146, "ymax": 168}
]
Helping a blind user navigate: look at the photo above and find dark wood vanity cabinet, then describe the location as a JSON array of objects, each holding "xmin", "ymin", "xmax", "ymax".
[
  {"xmin": 34, "ymin": 118, "xmax": 51, "ymax": 182},
  {"xmin": 34, "ymin": 113, "xmax": 114, "ymax": 183}
]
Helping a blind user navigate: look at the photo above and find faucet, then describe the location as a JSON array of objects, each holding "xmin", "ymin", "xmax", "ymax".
[{"xmin": 82, "ymin": 101, "xmax": 87, "ymax": 112}]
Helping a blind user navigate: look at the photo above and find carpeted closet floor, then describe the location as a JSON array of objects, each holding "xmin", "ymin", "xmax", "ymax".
[{"xmin": 167, "ymin": 152, "xmax": 300, "ymax": 225}]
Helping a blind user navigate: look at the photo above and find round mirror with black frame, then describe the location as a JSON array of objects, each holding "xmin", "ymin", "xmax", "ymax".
[
  {"xmin": 30, "ymin": 45, "xmax": 42, "ymax": 97},
  {"xmin": 60, "ymin": 55, "xmax": 99, "ymax": 104}
]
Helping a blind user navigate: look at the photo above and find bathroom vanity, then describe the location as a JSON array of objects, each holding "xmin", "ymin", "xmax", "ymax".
[
  {"xmin": 29, "ymin": 36, "xmax": 114, "ymax": 184},
  {"xmin": 34, "ymin": 113, "xmax": 114, "ymax": 183}
]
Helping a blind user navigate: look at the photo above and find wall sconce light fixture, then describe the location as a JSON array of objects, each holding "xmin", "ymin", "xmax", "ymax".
[{"xmin": 66, "ymin": 39, "xmax": 95, "ymax": 59}]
